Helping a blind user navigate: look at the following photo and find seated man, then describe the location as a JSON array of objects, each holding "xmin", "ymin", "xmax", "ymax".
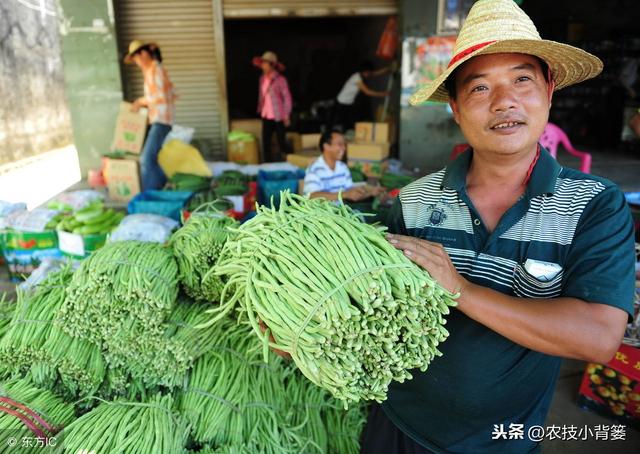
[{"xmin": 304, "ymin": 130, "xmax": 380, "ymax": 202}]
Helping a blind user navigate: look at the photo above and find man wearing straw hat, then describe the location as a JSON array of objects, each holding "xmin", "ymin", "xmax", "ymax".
[{"xmin": 366, "ymin": 0, "xmax": 636, "ymax": 452}]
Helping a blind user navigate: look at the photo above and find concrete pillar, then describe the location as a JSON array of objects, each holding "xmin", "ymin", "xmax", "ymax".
[{"xmin": 58, "ymin": 0, "xmax": 124, "ymax": 177}]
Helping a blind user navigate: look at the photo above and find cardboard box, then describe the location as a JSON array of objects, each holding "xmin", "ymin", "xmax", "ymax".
[
  {"xmin": 230, "ymin": 119, "xmax": 263, "ymax": 150},
  {"xmin": 577, "ymin": 343, "xmax": 640, "ymax": 429},
  {"xmin": 348, "ymin": 159, "xmax": 389, "ymax": 178},
  {"xmin": 287, "ymin": 132, "xmax": 302, "ymax": 153},
  {"xmin": 228, "ymin": 138, "xmax": 259, "ymax": 164},
  {"xmin": 111, "ymin": 101, "xmax": 148, "ymax": 154},
  {"xmin": 355, "ymin": 122, "xmax": 390, "ymax": 144},
  {"xmin": 270, "ymin": 132, "xmax": 306, "ymax": 154},
  {"xmin": 287, "ymin": 151, "xmax": 321, "ymax": 168},
  {"xmin": 301, "ymin": 133, "xmax": 321, "ymax": 151},
  {"xmin": 347, "ymin": 142, "xmax": 390, "ymax": 161},
  {"xmin": 104, "ymin": 156, "xmax": 141, "ymax": 202}
]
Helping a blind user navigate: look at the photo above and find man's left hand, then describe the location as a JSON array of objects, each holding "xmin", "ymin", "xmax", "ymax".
[
  {"xmin": 387, "ymin": 234, "xmax": 467, "ymax": 294},
  {"xmin": 283, "ymin": 116, "xmax": 291, "ymax": 127}
]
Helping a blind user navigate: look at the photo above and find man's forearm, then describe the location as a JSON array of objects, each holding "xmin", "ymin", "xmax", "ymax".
[
  {"xmin": 456, "ymin": 282, "xmax": 628, "ymax": 363},
  {"xmin": 308, "ymin": 191, "xmax": 340, "ymax": 201}
]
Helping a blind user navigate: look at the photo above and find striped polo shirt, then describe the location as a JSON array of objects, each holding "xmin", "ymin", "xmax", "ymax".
[
  {"xmin": 382, "ymin": 148, "xmax": 636, "ymax": 453},
  {"xmin": 303, "ymin": 156, "xmax": 353, "ymax": 195}
]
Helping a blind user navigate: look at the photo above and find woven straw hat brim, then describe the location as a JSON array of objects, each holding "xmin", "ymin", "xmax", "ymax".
[
  {"xmin": 124, "ymin": 41, "xmax": 158, "ymax": 64},
  {"xmin": 409, "ymin": 39, "xmax": 603, "ymax": 105}
]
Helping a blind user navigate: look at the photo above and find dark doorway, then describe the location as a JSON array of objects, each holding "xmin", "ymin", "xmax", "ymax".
[{"xmin": 224, "ymin": 16, "xmax": 391, "ymax": 132}]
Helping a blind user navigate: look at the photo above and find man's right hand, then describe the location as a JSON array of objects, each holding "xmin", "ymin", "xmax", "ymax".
[
  {"xmin": 343, "ymin": 186, "xmax": 369, "ymax": 202},
  {"xmin": 259, "ymin": 320, "xmax": 291, "ymax": 359}
]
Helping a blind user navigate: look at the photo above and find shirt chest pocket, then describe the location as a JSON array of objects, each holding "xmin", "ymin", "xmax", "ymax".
[{"xmin": 512, "ymin": 261, "xmax": 564, "ymax": 299}]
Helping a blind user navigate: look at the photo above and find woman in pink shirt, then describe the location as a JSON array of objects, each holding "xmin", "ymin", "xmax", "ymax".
[{"xmin": 253, "ymin": 51, "xmax": 292, "ymax": 162}]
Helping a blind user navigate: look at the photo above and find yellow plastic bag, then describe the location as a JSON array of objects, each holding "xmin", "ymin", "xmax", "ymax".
[{"xmin": 158, "ymin": 139, "xmax": 212, "ymax": 178}]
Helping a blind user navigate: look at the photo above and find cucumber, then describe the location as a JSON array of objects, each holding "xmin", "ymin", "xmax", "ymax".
[
  {"xmin": 75, "ymin": 200, "xmax": 103, "ymax": 215},
  {"xmin": 75, "ymin": 207, "xmax": 105, "ymax": 223},
  {"xmin": 82, "ymin": 209, "xmax": 115, "ymax": 226},
  {"xmin": 76, "ymin": 221, "xmax": 112, "ymax": 235}
]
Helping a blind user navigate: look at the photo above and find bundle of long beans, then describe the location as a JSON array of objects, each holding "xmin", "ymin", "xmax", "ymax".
[
  {"xmin": 57, "ymin": 241, "xmax": 189, "ymax": 388},
  {"xmin": 59, "ymin": 394, "xmax": 189, "ymax": 454},
  {"xmin": 177, "ymin": 317, "xmax": 366, "ymax": 452},
  {"xmin": 0, "ymin": 294, "xmax": 15, "ymax": 341},
  {"xmin": 32, "ymin": 326, "xmax": 106, "ymax": 399},
  {"xmin": 208, "ymin": 191, "xmax": 457, "ymax": 404},
  {"xmin": 164, "ymin": 296, "xmax": 229, "ymax": 359},
  {"xmin": 170, "ymin": 208, "xmax": 238, "ymax": 302},
  {"xmin": 0, "ymin": 268, "xmax": 72, "ymax": 380},
  {"xmin": 0, "ymin": 378, "xmax": 75, "ymax": 444}
]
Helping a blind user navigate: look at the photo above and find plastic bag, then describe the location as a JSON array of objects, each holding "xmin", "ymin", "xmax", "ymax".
[
  {"xmin": 163, "ymin": 125, "xmax": 195, "ymax": 145},
  {"xmin": 18, "ymin": 257, "xmax": 79, "ymax": 293},
  {"xmin": 109, "ymin": 214, "xmax": 179, "ymax": 244},
  {"xmin": 4, "ymin": 208, "xmax": 60, "ymax": 232},
  {"xmin": 0, "ymin": 201, "xmax": 27, "ymax": 228},
  {"xmin": 47, "ymin": 190, "xmax": 104, "ymax": 212},
  {"xmin": 158, "ymin": 139, "xmax": 212, "ymax": 178}
]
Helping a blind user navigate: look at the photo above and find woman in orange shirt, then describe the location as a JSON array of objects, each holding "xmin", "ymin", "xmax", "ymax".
[{"xmin": 124, "ymin": 40, "xmax": 176, "ymax": 190}]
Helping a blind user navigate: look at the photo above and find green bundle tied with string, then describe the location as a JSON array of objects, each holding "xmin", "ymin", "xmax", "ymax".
[
  {"xmin": 0, "ymin": 268, "xmax": 73, "ymax": 380},
  {"xmin": 177, "ymin": 316, "xmax": 366, "ymax": 453},
  {"xmin": 206, "ymin": 191, "xmax": 457, "ymax": 404},
  {"xmin": 57, "ymin": 240, "xmax": 189, "ymax": 388},
  {"xmin": 59, "ymin": 394, "xmax": 188, "ymax": 454},
  {"xmin": 170, "ymin": 205, "xmax": 239, "ymax": 302}
]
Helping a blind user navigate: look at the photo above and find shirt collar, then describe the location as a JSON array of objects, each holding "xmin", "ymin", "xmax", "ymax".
[{"xmin": 441, "ymin": 145, "xmax": 561, "ymax": 197}]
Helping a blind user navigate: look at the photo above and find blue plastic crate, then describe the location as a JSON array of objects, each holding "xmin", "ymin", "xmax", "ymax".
[{"xmin": 127, "ymin": 190, "xmax": 193, "ymax": 222}]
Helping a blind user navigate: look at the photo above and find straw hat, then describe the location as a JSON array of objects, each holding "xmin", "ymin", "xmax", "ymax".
[
  {"xmin": 124, "ymin": 40, "xmax": 158, "ymax": 64},
  {"xmin": 409, "ymin": 0, "xmax": 603, "ymax": 105},
  {"xmin": 252, "ymin": 51, "xmax": 285, "ymax": 72}
]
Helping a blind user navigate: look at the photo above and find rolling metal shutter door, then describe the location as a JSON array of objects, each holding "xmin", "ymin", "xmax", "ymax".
[
  {"xmin": 114, "ymin": 0, "xmax": 228, "ymax": 159},
  {"xmin": 222, "ymin": 0, "xmax": 398, "ymax": 17}
]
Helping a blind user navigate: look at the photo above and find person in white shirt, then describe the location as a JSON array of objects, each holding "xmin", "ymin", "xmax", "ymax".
[
  {"xmin": 304, "ymin": 130, "xmax": 376, "ymax": 202},
  {"xmin": 332, "ymin": 61, "xmax": 392, "ymax": 131}
]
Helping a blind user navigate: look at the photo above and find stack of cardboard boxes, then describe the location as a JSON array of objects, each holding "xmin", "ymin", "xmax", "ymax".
[
  {"xmin": 286, "ymin": 133, "xmax": 322, "ymax": 168},
  {"xmin": 102, "ymin": 101, "xmax": 146, "ymax": 202},
  {"xmin": 347, "ymin": 122, "xmax": 391, "ymax": 178}
]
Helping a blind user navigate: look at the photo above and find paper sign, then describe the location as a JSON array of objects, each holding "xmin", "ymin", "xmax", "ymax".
[{"xmin": 58, "ymin": 230, "xmax": 85, "ymax": 257}]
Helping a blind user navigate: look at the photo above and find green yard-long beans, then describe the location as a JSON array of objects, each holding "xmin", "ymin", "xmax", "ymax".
[
  {"xmin": 0, "ymin": 294, "xmax": 15, "ymax": 341},
  {"xmin": 59, "ymin": 394, "xmax": 189, "ymax": 454},
  {"xmin": 208, "ymin": 191, "xmax": 457, "ymax": 404},
  {"xmin": 177, "ymin": 317, "xmax": 366, "ymax": 453},
  {"xmin": 0, "ymin": 268, "xmax": 73, "ymax": 380},
  {"xmin": 0, "ymin": 378, "xmax": 75, "ymax": 442},
  {"xmin": 170, "ymin": 208, "xmax": 238, "ymax": 302},
  {"xmin": 57, "ymin": 241, "xmax": 190, "ymax": 388}
]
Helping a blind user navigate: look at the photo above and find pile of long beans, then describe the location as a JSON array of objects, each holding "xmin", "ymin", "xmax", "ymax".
[
  {"xmin": 164, "ymin": 296, "xmax": 228, "ymax": 359},
  {"xmin": 177, "ymin": 317, "xmax": 366, "ymax": 453},
  {"xmin": 177, "ymin": 319, "xmax": 290, "ymax": 450},
  {"xmin": 59, "ymin": 394, "xmax": 189, "ymax": 453},
  {"xmin": 54, "ymin": 241, "xmax": 192, "ymax": 386},
  {"xmin": 0, "ymin": 294, "xmax": 15, "ymax": 340},
  {"xmin": 170, "ymin": 208, "xmax": 238, "ymax": 302},
  {"xmin": 59, "ymin": 240, "xmax": 178, "ymax": 343},
  {"xmin": 208, "ymin": 191, "xmax": 457, "ymax": 403},
  {"xmin": 0, "ymin": 268, "xmax": 72, "ymax": 380},
  {"xmin": 58, "ymin": 241, "xmax": 190, "ymax": 388},
  {"xmin": 0, "ymin": 378, "xmax": 75, "ymax": 441},
  {"xmin": 33, "ymin": 326, "xmax": 106, "ymax": 399}
]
